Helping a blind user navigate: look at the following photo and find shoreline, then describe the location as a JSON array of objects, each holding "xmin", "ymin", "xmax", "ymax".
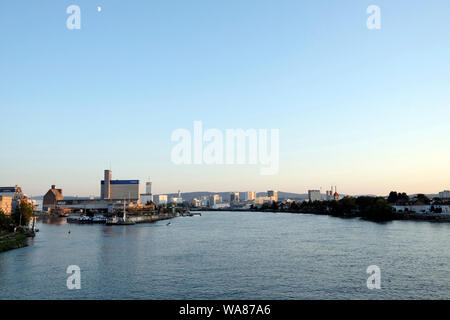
[
  {"xmin": 0, "ymin": 231, "xmax": 34, "ymax": 253},
  {"xmin": 192, "ymin": 208, "xmax": 450, "ymax": 223}
]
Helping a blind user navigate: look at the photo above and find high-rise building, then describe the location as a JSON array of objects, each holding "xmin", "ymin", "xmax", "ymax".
[
  {"xmin": 146, "ymin": 182, "xmax": 152, "ymax": 195},
  {"xmin": 439, "ymin": 190, "xmax": 450, "ymax": 199},
  {"xmin": 267, "ymin": 190, "xmax": 278, "ymax": 202},
  {"xmin": 141, "ymin": 181, "xmax": 154, "ymax": 204},
  {"xmin": 308, "ymin": 190, "xmax": 322, "ymax": 202},
  {"xmin": 209, "ymin": 194, "xmax": 221, "ymax": 207},
  {"xmin": 230, "ymin": 192, "xmax": 240, "ymax": 203},
  {"xmin": 100, "ymin": 170, "xmax": 140, "ymax": 202},
  {"xmin": 242, "ymin": 191, "xmax": 256, "ymax": 201}
]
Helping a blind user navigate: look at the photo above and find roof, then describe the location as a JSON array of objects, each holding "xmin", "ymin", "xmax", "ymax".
[{"xmin": 101, "ymin": 180, "xmax": 139, "ymax": 185}]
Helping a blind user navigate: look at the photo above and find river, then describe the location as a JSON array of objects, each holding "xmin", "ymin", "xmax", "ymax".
[{"xmin": 0, "ymin": 211, "xmax": 449, "ymax": 299}]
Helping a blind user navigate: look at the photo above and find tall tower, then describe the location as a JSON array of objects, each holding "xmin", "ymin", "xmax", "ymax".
[
  {"xmin": 146, "ymin": 182, "xmax": 152, "ymax": 195},
  {"xmin": 103, "ymin": 170, "xmax": 112, "ymax": 200},
  {"xmin": 334, "ymin": 186, "xmax": 339, "ymax": 200}
]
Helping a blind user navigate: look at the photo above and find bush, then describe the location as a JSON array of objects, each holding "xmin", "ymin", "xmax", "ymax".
[
  {"xmin": 0, "ymin": 211, "xmax": 14, "ymax": 232},
  {"xmin": 11, "ymin": 201, "xmax": 34, "ymax": 226}
]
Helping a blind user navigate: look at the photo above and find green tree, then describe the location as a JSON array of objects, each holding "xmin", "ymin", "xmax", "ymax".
[
  {"xmin": 398, "ymin": 192, "xmax": 410, "ymax": 203},
  {"xmin": 0, "ymin": 210, "xmax": 14, "ymax": 231},
  {"xmin": 415, "ymin": 194, "xmax": 431, "ymax": 205},
  {"xmin": 387, "ymin": 191, "xmax": 398, "ymax": 204},
  {"xmin": 11, "ymin": 201, "xmax": 34, "ymax": 226},
  {"xmin": 363, "ymin": 197, "xmax": 394, "ymax": 220}
]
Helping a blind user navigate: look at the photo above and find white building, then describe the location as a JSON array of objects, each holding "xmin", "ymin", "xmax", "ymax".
[
  {"xmin": 230, "ymin": 192, "xmax": 240, "ymax": 203},
  {"xmin": 267, "ymin": 190, "xmax": 278, "ymax": 202},
  {"xmin": 242, "ymin": 191, "xmax": 256, "ymax": 201},
  {"xmin": 209, "ymin": 194, "xmax": 221, "ymax": 207},
  {"xmin": 155, "ymin": 195, "xmax": 168, "ymax": 206},
  {"xmin": 393, "ymin": 205, "xmax": 450, "ymax": 214},
  {"xmin": 169, "ymin": 197, "xmax": 183, "ymax": 204},
  {"xmin": 140, "ymin": 194, "xmax": 153, "ymax": 205},
  {"xmin": 439, "ymin": 190, "xmax": 450, "ymax": 199},
  {"xmin": 255, "ymin": 196, "xmax": 273, "ymax": 205},
  {"xmin": 308, "ymin": 190, "xmax": 322, "ymax": 202}
]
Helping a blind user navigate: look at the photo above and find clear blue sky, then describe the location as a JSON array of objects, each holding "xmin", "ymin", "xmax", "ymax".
[{"xmin": 1, "ymin": 0, "xmax": 449, "ymax": 197}]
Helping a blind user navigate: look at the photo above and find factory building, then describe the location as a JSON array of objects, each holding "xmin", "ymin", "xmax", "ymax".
[
  {"xmin": 100, "ymin": 170, "xmax": 140, "ymax": 202},
  {"xmin": 43, "ymin": 185, "xmax": 63, "ymax": 212},
  {"xmin": 0, "ymin": 186, "xmax": 31, "ymax": 212},
  {"xmin": 308, "ymin": 190, "xmax": 322, "ymax": 202},
  {"xmin": 439, "ymin": 190, "xmax": 450, "ymax": 199},
  {"xmin": 140, "ymin": 181, "xmax": 153, "ymax": 204},
  {"xmin": 0, "ymin": 196, "xmax": 13, "ymax": 215},
  {"xmin": 326, "ymin": 186, "xmax": 340, "ymax": 201},
  {"xmin": 155, "ymin": 195, "xmax": 168, "ymax": 206}
]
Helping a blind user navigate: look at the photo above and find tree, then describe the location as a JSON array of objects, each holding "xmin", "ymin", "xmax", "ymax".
[
  {"xmin": 415, "ymin": 194, "xmax": 431, "ymax": 205},
  {"xmin": 364, "ymin": 197, "xmax": 394, "ymax": 220},
  {"xmin": 0, "ymin": 210, "xmax": 14, "ymax": 231},
  {"xmin": 398, "ymin": 192, "xmax": 410, "ymax": 204},
  {"xmin": 387, "ymin": 191, "xmax": 398, "ymax": 204},
  {"xmin": 11, "ymin": 201, "xmax": 34, "ymax": 226}
]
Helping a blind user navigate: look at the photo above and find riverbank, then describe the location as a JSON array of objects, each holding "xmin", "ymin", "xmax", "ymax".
[
  {"xmin": 194, "ymin": 207, "xmax": 450, "ymax": 222},
  {"xmin": 0, "ymin": 231, "xmax": 33, "ymax": 253}
]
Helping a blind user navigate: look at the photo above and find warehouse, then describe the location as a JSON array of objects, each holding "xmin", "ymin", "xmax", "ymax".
[{"xmin": 100, "ymin": 170, "xmax": 140, "ymax": 202}]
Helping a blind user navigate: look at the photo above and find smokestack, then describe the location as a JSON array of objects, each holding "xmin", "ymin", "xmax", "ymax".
[{"xmin": 104, "ymin": 170, "xmax": 112, "ymax": 200}]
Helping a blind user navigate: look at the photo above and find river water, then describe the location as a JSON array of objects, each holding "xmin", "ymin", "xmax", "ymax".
[{"xmin": 0, "ymin": 211, "xmax": 449, "ymax": 299}]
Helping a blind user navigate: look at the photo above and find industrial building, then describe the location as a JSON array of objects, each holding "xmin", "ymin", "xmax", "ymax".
[
  {"xmin": 0, "ymin": 196, "xmax": 12, "ymax": 215},
  {"xmin": 100, "ymin": 170, "xmax": 140, "ymax": 202},
  {"xmin": 308, "ymin": 190, "xmax": 322, "ymax": 202},
  {"xmin": 43, "ymin": 185, "xmax": 63, "ymax": 212},
  {"xmin": 325, "ymin": 186, "xmax": 340, "ymax": 201},
  {"xmin": 439, "ymin": 190, "xmax": 450, "ymax": 199},
  {"xmin": 155, "ymin": 195, "xmax": 168, "ymax": 206},
  {"xmin": 0, "ymin": 186, "xmax": 31, "ymax": 212}
]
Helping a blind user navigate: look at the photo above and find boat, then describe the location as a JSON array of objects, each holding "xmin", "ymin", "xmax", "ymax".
[
  {"xmin": 79, "ymin": 215, "xmax": 92, "ymax": 223},
  {"xmin": 92, "ymin": 215, "xmax": 107, "ymax": 223},
  {"xmin": 105, "ymin": 202, "xmax": 136, "ymax": 226},
  {"xmin": 181, "ymin": 211, "xmax": 202, "ymax": 217}
]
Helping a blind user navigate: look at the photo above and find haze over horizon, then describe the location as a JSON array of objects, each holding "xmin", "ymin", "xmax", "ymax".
[{"xmin": 1, "ymin": 1, "xmax": 450, "ymax": 197}]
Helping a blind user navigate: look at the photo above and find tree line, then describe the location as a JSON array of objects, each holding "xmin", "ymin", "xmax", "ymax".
[{"xmin": 0, "ymin": 201, "xmax": 34, "ymax": 232}]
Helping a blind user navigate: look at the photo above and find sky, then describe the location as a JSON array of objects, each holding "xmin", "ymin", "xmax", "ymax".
[{"xmin": 1, "ymin": 0, "xmax": 450, "ymax": 197}]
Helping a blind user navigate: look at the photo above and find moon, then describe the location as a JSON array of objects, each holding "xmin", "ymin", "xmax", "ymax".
[{"xmin": 97, "ymin": 6, "xmax": 102, "ymax": 12}]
